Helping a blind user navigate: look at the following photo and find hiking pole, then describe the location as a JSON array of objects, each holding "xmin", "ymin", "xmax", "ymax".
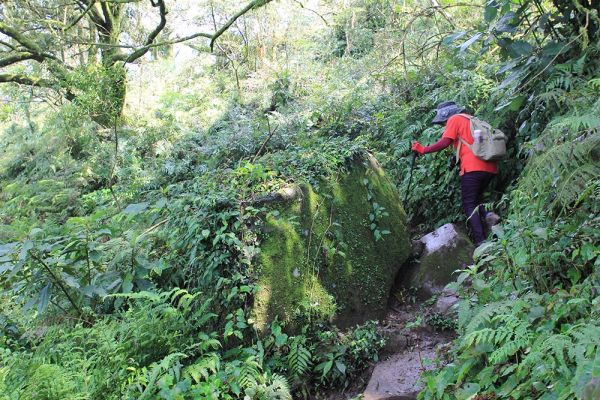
[{"xmin": 404, "ymin": 152, "xmax": 417, "ymax": 203}]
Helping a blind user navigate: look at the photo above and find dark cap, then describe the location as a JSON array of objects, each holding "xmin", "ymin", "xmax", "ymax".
[{"xmin": 432, "ymin": 101, "xmax": 466, "ymax": 124}]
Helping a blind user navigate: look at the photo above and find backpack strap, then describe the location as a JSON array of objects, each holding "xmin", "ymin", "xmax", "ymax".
[
  {"xmin": 456, "ymin": 114, "xmax": 474, "ymax": 164},
  {"xmin": 454, "ymin": 114, "xmax": 473, "ymax": 163},
  {"xmin": 456, "ymin": 137, "xmax": 472, "ymax": 162}
]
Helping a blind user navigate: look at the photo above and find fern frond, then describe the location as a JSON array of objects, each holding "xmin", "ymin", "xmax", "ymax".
[
  {"xmin": 266, "ymin": 374, "xmax": 293, "ymax": 400},
  {"xmin": 462, "ymin": 313, "xmax": 533, "ymax": 365},
  {"xmin": 287, "ymin": 337, "xmax": 312, "ymax": 379},
  {"xmin": 546, "ymin": 114, "xmax": 600, "ymax": 136},
  {"xmin": 185, "ymin": 353, "xmax": 221, "ymax": 382},
  {"xmin": 238, "ymin": 358, "xmax": 262, "ymax": 389},
  {"xmin": 464, "ymin": 300, "xmax": 517, "ymax": 333},
  {"xmin": 519, "ymin": 134, "xmax": 600, "ymax": 214},
  {"xmin": 403, "ymin": 121, "xmax": 426, "ymax": 138},
  {"xmin": 489, "ymin": 339, "xmax": 526, "ymax": 364},
  {"xmin": 568, "ymin": 324, "xmax": 600, "ymax": 362},
  {"xmin": 137, "ymin": 352, "xmax": 186, "ymax": 399},
  {"xmin": 588, "ymin": 77, "xmax": 600, "ymax": 90},
  {"xmin": 537, "ymin": 88, "xmax": 568, "ymax": 106}
]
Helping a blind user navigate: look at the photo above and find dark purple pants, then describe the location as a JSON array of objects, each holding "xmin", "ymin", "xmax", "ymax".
[{"xmin": 460, "ymin": 171, "xmax": 494, "ymax": 245}]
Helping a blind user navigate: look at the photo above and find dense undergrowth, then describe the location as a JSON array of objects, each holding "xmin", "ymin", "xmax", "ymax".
[{"xmin": 1, "ymin": 0, "xmax": 599, "ymax": 398}]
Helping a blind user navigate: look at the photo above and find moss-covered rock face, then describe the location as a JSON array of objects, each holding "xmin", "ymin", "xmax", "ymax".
[{"xmin": 252, "ymin": 154, "xmax": 410, "ymax": 330}]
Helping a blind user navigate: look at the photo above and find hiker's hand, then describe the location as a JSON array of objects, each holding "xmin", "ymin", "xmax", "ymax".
[{"xmin": 411, "ymin": 142, "xmax": 425, "ymax": 155}]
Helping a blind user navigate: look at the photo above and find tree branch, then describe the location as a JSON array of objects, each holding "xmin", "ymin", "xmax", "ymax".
[
  {"xmin": 430, "ymin": 0, "xmax": 456, "ymax": 29},
  {"xmin": 111, "ymin": 31, "xmax": 213, "ymax": 62},
  {"xmin": 64, "ymin": 0, "xmax": 97, "ymax": 32},
  {"xmin": 121, "ymin": 0, "xmax": 168, "ymax": 63},
  {"xmin": 0, "ymin": 22, "xmax": 44, "ymax": 54},
  {"xmin": 0, "ymin": 52, "xmax": 42, "ymax": 68},
  {"xmin": 100, "ymin": 1, "xmax": 114, "ymax": 31},
  {"xmin": 0, "ymin": 23, "xmax": 63, "ymax": 65},
  {"xmin": 210, "ymin": 0, "xmax": 274, "ymax": 51},
  {"xmin": 29, "ymin": 250, "xmax": 85, "ymax": 320},
  {"xmin": 251, "ymin": 116, "xmax": 279, "ymax": 163},
  {"xmin": 0, "ymin": 73, "xmax": 55, "ymax": 88},
  {"xmin": 107, "ymin": 0, "xmax": 273, "ymax": 63},
  {"xmin": 75, "ymin": 0, "xmax": 106, "ymax": 28},
  {"xmin": 0, "ymin": 40, "xmax": 18, "ymax": 51},
  {"xmin": 292, "ymin": 0, "xmax": 330, "ymax": 26}
]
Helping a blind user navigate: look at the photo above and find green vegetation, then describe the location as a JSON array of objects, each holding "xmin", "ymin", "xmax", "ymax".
[{"xmin": 0, "ymin": 0, "xmax": 599, "ymax": 398}]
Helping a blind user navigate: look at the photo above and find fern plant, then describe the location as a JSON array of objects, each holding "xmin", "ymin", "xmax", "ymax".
[
  {"xmin": 244, "ymin": 373, "xmax": 293, "ymax": 400},
  {"xmin": 462, "ymin": 313, "xmax": 533, "ymax": 365},
  {"xmin": 287, "ymin": 336, "xmax": 312, "ymax": 382},
  {"xmin": 123, "ymin": 352, "xmax": 187, "ymax": 400},
  {"xmin": 518, "ymin": 129, "xmax": 599, "ymax": 216}
]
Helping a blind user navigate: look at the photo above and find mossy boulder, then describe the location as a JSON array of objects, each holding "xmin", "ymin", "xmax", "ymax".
[
  {"xmin": 252, "ymin": 154, "xmax": 410, "ymax": 330},
  {"xmin": 402, "ymin": 223, "xmax": 474, "ymax": 298}
]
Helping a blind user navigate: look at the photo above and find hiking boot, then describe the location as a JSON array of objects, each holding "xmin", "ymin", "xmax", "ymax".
[{"xmin": 485, "ymin": 212, "xmax": 501, "ymax": 228}]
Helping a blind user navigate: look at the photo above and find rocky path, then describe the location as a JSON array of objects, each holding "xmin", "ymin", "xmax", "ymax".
[
  {"xmin": 328, "ymin": 222, "xmax": 470, "ymax": 400},
  {"xmin": 363, "ymin": 303, "xmax": 455, "ymax": 400}
]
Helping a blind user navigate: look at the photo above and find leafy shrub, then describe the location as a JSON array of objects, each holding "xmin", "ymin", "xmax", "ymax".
[{"xmin": 20, "ymin": 364, "xmax": 81, "ymax": 400}]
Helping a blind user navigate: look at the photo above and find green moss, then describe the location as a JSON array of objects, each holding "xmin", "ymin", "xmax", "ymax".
[
  {"xmin": 252, "ymin": 154, "xmax": 410, "ymax": 330},
  {"xmin": 404, "ymin": 230, "xmax": 474, "ymax": 298}
]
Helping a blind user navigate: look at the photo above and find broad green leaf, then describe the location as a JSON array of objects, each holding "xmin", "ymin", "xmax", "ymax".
[
  {"xmin": 61, "ymin": 272, "xmax": 81, "ymax": 289},
  {"xmin": 335, "ymin": 360, "xmax": 346, "ymax": 375},
  {"xmin": 491, "ymin": 224, "xmax": 505, "ymax": 238},
  {"xmin": 484, "ymin": 5, "xmax": 497, "ymax": 22},
  {"xmin": 509, "ymin": 40, "xmax": 534, "ymax": 57},
  {"xmin": 443, "ymin": 31, "xmax": 467, "ymax": 45},
  {"xmin": 19, "ymin": 240, "xmax": 33, "ymax": 261},
  {"xmin": 0, "ymin": 262, "xmax": 14, "ymax": 274},
  {"xmin": 541, "ymin": 41, "xmax": 565, "ymax": 57},
  {"xmin": 121, "ymin": 274, "xmax": 133, "ymax": 293},
  {"xmin": 497, "ymin": 59, "xmax": 519, "ymax": 75},
  {"xmin": 37, "ymin": 284, "xmax": 51, "ymax": 314},
  {"xmin": 317, "ymin": 360, "xmax": 333, "ymax": 377},
  {"xmin": 459, "ymin": 32, "xmax": 483, "ymax": 53},
  {"xmin": 123, "ymin": 202, "xmax": 149, "ymax": 214},
  {"xmin": 498, "ymin": 68, "xmax": 525, "ymax": 90},
  {"xmin": 513, "ymin": 250, "xmax": 529, "ymax": 268},
  {"xmin": 456, "ymin": 382, "xmax": 480, "ymax": 399},
  {"xmin": 473, "ymin": 241, "xmax": 495, "ymax": 260},
  {"xmin": 29, "ymin": 228, "xmax": 44, "ymax": 237},
  {"xmin": 275, "ymin": 332, "xmax": 288, "ymax": 347},
  {"xmin": 494, "ymin": 12, "xmax": 517, "ymax": 34},
  {"xmin": 533, "ymin": 227, "xmax": 548, "ymax": 239},
  {"xmin": 154, "ymin": 197, "xmax": 168, "ymax": 209},
  {"xmin": 0, "ymin": 242, "xmax": 17, "ymax": 257}
]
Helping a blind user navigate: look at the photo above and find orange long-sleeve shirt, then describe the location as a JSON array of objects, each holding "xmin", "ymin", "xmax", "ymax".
[{"xmin": 442, "ymin": 114, "xmax": 497, "ymax": 176}]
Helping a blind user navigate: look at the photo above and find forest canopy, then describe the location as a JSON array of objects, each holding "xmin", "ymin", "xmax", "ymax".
[{"xmin": 0, "ymin": 0, "xmax": 273, "ymax": 124}]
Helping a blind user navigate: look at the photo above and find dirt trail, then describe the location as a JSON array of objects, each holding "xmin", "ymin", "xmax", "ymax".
[{"xmin": 362, "ymin": 303, "xmax": 454, "ymax": 400}]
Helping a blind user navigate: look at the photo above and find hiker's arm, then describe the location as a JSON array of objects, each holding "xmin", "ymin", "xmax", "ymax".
[
  {"xmin": 412, "ymin": 137, "xmax": 453, "ymax": 155},
  {"xmin": 423, "ymin": 137, "xmax": 452, "ymax": 153}
]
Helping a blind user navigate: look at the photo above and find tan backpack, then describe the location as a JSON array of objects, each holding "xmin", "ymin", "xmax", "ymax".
[{"xmin": 456, "ymin": 114, "xmax": 507, "ymax": 162}]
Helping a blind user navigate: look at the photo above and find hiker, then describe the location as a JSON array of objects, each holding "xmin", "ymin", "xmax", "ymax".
[{"xmin": 411, "ymin": 101, "xmax": 501, "ymax": 245}]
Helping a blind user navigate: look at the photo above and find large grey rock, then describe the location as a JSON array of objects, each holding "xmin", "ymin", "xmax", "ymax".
[
  {"xmin": 401, "ymin": 223, "xmax": 474, "ymax": 298},
  {"xmin": 433, "ymin": 288, "xmax": 460, "ymax": 315},
  {"xmin": 363, "ymin": 344, "xmax": 437, "ymax": 400}
]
